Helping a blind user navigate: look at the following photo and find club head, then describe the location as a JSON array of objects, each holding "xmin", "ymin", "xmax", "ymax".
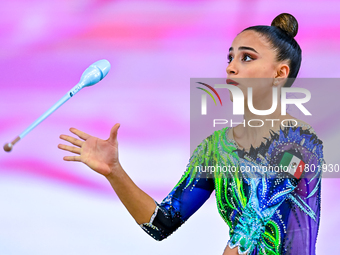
[{"xmin": 79, "ymin": 59, "xmax": 111, "ymax": 88}]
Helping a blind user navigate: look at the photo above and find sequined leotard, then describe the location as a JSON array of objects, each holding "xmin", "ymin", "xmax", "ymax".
[{"xmin": 140, "ymin": 125, "xmax": 324, "ymax": 255}]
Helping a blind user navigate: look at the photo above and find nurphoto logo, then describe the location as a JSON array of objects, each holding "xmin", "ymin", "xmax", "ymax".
[{"xmin": 196, "ymin": 82, "xmax": 311, "ymax": 128}]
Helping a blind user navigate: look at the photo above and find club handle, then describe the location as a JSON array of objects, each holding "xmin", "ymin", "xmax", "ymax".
[{"xmin": 19, "ymin": 93, "xmax": 71, "ymax": 139}]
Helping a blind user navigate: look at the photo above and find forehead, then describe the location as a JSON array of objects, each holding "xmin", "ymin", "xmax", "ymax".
[{"xmin": 230, "ymin": 30, "xmax": 272, "ymax": 53}]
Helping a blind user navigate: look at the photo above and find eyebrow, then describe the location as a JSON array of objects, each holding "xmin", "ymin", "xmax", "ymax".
[{"xmin": 229, "ymin": 46, "xmax": 258, "ymax": 54}]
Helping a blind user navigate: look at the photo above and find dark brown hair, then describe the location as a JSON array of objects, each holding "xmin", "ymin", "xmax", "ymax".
[{"xmin": 243, "ymin": 13, "xmax": 301, "ymax": 87}]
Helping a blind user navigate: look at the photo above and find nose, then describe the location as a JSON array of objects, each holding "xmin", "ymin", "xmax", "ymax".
[{"xmin": 226, "ymin": 61, "xmax": 238, "ymax": 76}]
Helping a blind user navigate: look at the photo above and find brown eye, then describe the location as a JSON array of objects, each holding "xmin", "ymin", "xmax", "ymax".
[{"xmin": 242, "ymin": 54, "xmax": 253, "ymax": 62}]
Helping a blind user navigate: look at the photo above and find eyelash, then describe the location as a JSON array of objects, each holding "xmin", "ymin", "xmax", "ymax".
[{"xmin": 228, "ymin": 53, "xmax": 254, "ymax": 63}]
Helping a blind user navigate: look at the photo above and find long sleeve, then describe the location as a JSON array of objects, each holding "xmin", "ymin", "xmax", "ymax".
[
  {"xmin": 228, "ymin": 127, "xmax": 324, "ymax": 254},
  {"xmin": 140, "ymin": 137, "xmax": 215, "ymax": 241},
  {"xmin": 281, "ymin": 144, "xmax": 323, "ymax": 254}
]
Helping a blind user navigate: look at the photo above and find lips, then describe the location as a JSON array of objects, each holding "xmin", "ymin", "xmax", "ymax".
[{"xmin": 226, "ymin": 79, "xmax": 239, "ymax": 86}]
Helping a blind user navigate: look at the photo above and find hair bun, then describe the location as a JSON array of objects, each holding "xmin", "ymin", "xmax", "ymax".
[{"xmin": 271, "ymin": 13, "xmax": 298, "ymax": 38}]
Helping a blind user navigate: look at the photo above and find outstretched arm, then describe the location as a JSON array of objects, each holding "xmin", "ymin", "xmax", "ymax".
[
  {"xmin": 58, "ymin": 123, "xmax": 156, "ymax": 225},
  {"xmin": 140, "ymin": 136, "xmax": 215, "ymax": 241}
]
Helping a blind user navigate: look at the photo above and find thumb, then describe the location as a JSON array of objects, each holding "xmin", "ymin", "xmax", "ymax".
[{"xmin": 108, "ymin": 123, "xmax": 120, "ymax": 144}]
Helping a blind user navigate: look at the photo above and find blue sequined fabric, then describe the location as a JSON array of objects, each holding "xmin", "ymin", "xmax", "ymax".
[{"xmin": 140, "ymin": 125, "xmax": 324, "ymax": 255}]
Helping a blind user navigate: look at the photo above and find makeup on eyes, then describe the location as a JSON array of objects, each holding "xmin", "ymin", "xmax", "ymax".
[{"xmin": 228, "ymin": 52, "xmax": 257, "ymax": 63}]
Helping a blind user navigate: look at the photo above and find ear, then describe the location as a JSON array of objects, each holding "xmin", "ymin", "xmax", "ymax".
[
  {"xmin": 274, "ymin": 62, "xmax": 290, "ymax": 87},
  {"xmin": 275, "ymin": 62, "xmax": 290, "ymax": 79}
]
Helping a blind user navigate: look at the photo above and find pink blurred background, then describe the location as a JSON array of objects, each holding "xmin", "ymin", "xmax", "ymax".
[{"xmin": 1, "ymin": 0, "xmax": 340, "ymax": 254}]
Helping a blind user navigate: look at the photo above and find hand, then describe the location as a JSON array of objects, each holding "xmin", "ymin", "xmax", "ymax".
[{"xmin": 58, "ymin": 123, "xmax": 121, "ymax": 177}]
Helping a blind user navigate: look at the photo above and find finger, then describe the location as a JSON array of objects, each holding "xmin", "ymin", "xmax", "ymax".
[
  {"xmin": 108, "ymin": 123, "xmax": 120, "ymax": 143},
  {"xmin": 69, "ymin": 128, "xmax": 91, "ymax": 140},
  {"xmin": 59, "ymin": 134, "xmax": 84, "ymax": 147},
  {"xmin": 58, "ymin": 144, "xmax": 81, "ymax": 154},
  {"xmin": 63, "ymin": 156, "xmax": 81, "ymax": 162}
]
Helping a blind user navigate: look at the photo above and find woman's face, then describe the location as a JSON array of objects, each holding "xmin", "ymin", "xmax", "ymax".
[{"xmin": 226, "ymin": 30, "xmax": 289, "ymax": 106}]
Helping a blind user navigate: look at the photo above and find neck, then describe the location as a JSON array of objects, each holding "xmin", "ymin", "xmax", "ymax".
[{"xmin": 232, "ymin": 104, "xmax": 290, "ymax": 151}]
